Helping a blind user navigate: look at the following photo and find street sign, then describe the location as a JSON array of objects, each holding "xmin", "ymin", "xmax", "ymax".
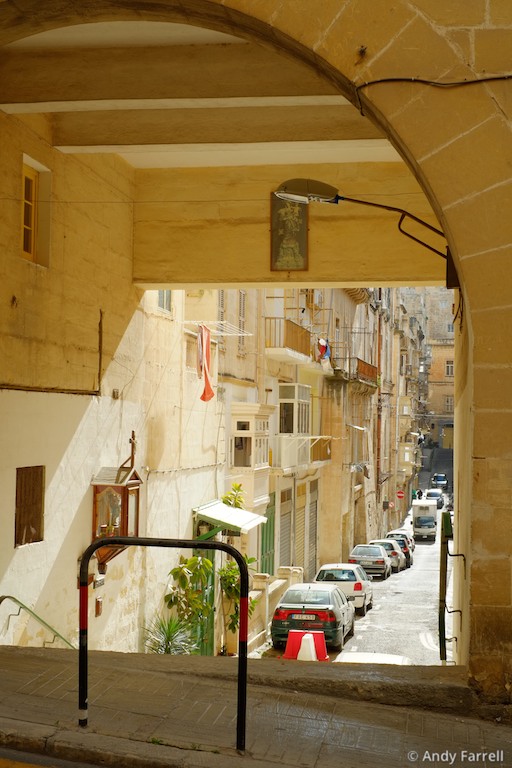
[{"xmin": 396, "ymin": 490, "xmax": 405, "ymax": 499}]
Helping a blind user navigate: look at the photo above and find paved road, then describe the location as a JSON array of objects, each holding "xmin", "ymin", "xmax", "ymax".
[
  {"xmin": 259, "ymin": 508, "xmax": 453, "ymax": 666},
  {"xmin": 341, "ymin": 513, "xmax": 454, "ymax": 665}
]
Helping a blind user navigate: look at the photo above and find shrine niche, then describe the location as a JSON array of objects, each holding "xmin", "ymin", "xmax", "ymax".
[{"xmin": 91, "ymin": 431, "xmax": 142, "ymax": 573}]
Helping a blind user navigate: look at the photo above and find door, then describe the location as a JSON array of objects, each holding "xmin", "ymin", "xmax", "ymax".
[{"xmin": 260, "ymin": 493, "xmax": 275, "ymax": 575}]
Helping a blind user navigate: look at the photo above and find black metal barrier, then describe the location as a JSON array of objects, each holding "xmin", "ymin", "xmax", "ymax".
[{"xmin": 78, "ymin": 537, "xmax": 249, "ymax": 752}]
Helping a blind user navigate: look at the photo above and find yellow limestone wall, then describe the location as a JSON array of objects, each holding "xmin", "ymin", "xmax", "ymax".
[{"xmin": 1, "ymin": 0, "xmax": 512, "ymax": 699}]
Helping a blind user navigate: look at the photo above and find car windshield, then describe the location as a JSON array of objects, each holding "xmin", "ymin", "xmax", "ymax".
[
  {"xmin": 283, "ymin": 588, "xmax": 333, "ymax": 605},
  {"xmin": 353, "ymin": 546, "xmax": 381, "ymax": 556},
  {"xmin": 427, "ymin": 490, "xmax": 442, "ymax": 497},
  {"xmin": 317, "ymin": 569, "xmax": 356, "ymax": 582},
  {"xmin": 416, "ymin": 516, "xmax": 436, "ymax": 525}
]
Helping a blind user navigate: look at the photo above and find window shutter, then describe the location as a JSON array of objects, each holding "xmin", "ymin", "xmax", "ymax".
[{"xmin": 15, "ymin": 465, "xmax": 45, "ymax": 546}]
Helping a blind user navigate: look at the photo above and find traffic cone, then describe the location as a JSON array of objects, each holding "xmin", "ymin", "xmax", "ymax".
[{"xmin": 297, "ymin": 633, "xmax": 317, "ymax": 661}]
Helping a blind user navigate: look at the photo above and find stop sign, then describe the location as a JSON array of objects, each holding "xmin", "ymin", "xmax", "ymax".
[{"xmin": 397, "ymin": 490, "xmax": 405, "ymax": 499}]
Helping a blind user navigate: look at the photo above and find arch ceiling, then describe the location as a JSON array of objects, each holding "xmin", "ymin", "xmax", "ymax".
[
  {"xmin": 1, "ymin": 20, "xmax": 398, "ymax": 168},
  {"xmin": 0, "ymin": 8, "xmax": 450, "ymax": 288}
]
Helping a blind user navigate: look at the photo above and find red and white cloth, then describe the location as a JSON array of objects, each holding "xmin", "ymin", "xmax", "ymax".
[{"xmin": 197, "ymin": 324, "xmax": 214, "ymax": 402}]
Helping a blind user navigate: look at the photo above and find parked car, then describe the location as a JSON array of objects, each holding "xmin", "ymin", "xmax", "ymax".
[
  {"xmin": 387, "ymin": 527, "xmax": 416, "ymax": 551},
  {"xmin": 431, "ymin": 472, "xmax": 448, "ymax": 490},
  {"xmin": 348, "ymin": 544, "xmax": 392, "ymax": 579},
  {"xmin": 271, "ymin": 582, "xmax": 355, "ymax": 651},
  {"xmin": 425, "ymin": 488, "xmax": 444, "ymax": 509},
  {"xmin": 386, "ymin": 530, "xmax": 414, "ymax": 567},
  {"xmin": 314, "ymin": 563, "xmax": 373, "ymax": 616},
  {"xmin": 369, "ymin": 538, "xmax": 406, "ymax": 573}
]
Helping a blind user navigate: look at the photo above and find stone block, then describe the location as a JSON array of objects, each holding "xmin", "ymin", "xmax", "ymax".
[{"xmin": 470, "ymin": 557, "xmax": 511, "ymax": 604}]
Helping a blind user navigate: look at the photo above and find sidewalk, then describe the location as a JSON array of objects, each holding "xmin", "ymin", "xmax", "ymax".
[{"xmin": 0, "ymin": 647, "xmax": 511, "ymax": 768}]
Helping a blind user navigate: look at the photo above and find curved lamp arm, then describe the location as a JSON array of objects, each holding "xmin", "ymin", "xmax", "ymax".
[{"xmin": 274, "ymin": 177, "xmax": 448, "ymax": 260}]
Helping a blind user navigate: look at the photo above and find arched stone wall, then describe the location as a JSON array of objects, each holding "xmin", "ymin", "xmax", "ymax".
[{"xmin": 1, "ymin": 0, "xmax": 511, "ymax": 700}]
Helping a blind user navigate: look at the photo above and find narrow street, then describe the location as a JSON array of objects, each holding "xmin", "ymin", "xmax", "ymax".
[
  {"xmin": 260, "ymin": 502, "xmax": 454, "ymax": 666},
  {"xmin": 341, "ymin": 511, "xmax": 454, "ymax": 665}
]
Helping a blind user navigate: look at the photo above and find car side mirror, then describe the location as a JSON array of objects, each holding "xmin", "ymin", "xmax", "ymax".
[{"xmin": 368, "ymin": 575, "xmax": 373, "ymax": 581}]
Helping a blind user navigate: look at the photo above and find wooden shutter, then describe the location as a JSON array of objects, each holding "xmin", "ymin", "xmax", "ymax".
[{"xmin": 15, "ymin": 466, "xmax": 45, "ymax": 546}]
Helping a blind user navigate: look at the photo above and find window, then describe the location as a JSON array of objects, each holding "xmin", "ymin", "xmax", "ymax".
[
  {"xmin": 157, "ymin": 290, "xmax": 172, "ymax": 313},
  {"xmin": 15, "ymin": 466, "xmax": 45, "ymax": 546},
  {"xmin": 22, "ymin": 165, "xmax": 38, "ymax": 260},
  {"xmin": 445, "ymin": 360, "xmax": 454, "ymax": 377},
  {"xmin": 21, "ymin": 157, "xmax": 51, "ymax": 266},
  {"xmin": 445, "ymin": 395, "xmax": 454, "ymax": 412}
]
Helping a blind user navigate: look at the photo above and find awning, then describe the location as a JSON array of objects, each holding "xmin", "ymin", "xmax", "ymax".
[{"xmin": 193, "ymin": 500, "xmax": 267, "ymax": 534}]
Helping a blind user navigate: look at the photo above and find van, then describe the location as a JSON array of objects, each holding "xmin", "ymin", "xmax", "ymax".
[{"xmin": 412, "ymin": 499, "xmax": 438, "ymax": 541}]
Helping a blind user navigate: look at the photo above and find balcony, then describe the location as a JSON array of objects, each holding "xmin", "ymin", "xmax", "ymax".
[
  {"xmin": 329, "ymin": 346, "xmax": 378, "ymax": 389},
  {"xmin": 265, "ymin": 318, "xmax": 312, "ymax": 365},
  {"xmin": 271, "ymin": 434, "xmax": 332, "ymax": 470}
]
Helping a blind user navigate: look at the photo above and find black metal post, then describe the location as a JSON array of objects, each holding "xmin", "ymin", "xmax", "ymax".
[{"xmin": 78, "ymin": 536, "xmax": 249, "ymax": 751}]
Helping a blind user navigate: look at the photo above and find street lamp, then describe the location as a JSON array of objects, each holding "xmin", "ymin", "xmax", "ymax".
[{"xmin": 274, "ymin": 178, "xmax": 458, "ymax": 287}]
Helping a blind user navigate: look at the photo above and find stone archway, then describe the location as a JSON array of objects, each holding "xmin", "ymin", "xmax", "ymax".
[{"xmin": 1, "ymin": 1, "xmax": 511, "ymax": 701}]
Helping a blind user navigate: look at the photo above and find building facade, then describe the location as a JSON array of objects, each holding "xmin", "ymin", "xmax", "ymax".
[{"xmin": 1, "ymin": 1, "xmax": 512, "ymax": 702}]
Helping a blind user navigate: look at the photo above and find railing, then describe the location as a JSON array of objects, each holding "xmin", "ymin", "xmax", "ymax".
[
  {"xmin": 329, "ymin": 345, "xmax": 378, "ymax": 386},
  {"xmin": 273, "ymin": 434, "xmax": 332, "ymax": 468},
  {"xmin": 0, "ymin": 595, "xmax": 76, "ymax": 649},
  {"xmin": 356, "ymin": 358, "xmax": 378, "ymax": 385},
  {"xmin": 265, "ymin": 317, "xmax": 311, "ymax": 357},
  {"xmin": 311, "ymin": 437, "xmax": 332, "ymax": 462}
]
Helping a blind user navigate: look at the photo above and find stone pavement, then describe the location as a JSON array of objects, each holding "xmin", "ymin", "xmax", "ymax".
[{"xmin": 0, "ymin": 647, "xmax": 511, "ymax": 768}]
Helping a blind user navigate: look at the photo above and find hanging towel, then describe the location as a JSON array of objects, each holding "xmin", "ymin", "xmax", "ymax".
[{"xmin": 197, "ymin": 324, "xmax": 215, "ymax": 402}]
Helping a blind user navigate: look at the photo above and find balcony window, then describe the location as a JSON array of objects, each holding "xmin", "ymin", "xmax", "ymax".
[
  {"xmin": 230, "ymin": 404, "xmax": 272, "ymax": 470},
  {"xmin": 278, "ymin": 383, "xmax": 311, "ymax": 435}
]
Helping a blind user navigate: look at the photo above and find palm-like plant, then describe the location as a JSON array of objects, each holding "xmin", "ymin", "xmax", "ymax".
[{"xmin": 143, "ymin": 614, "xmax": 199, "ymax": 655}]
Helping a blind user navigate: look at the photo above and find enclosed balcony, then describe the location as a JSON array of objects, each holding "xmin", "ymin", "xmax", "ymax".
[{"xmin": 271, "ymin": 434, "xmax": 332, "ymax": 470}]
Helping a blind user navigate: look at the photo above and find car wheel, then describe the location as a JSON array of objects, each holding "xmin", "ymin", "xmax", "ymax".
[
  {"xmin": 272, "ymin": 639, "xmax": 284, "ymax": 650},
  {"xmin": 347, "ymin": 616, "xmax": 355, "ymax": 637},
  {"xmin": 368, "ymin": 595, "xmax": 373, "ymax": 610},
  {"xmin": 357, "ymin": 600, "xmax": 367, "ymax": 617},
  {"xmin": 333, "ymin": 628, "xmax": 344, "ymax": 652}
]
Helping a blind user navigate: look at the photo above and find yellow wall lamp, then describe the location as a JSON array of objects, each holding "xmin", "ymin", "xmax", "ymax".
[{"xmin": 274, "ymin": 178, "xmax": 458, "ymax": 288}]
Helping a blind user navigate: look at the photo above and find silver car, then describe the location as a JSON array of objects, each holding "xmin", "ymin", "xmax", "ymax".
[
  {"xmin": 348, "ymin": 544, "xmax": 392, "ymax": 579},
  {"xmin": 369, "ymin": 539, "xmax": 406, "ymax": 573}
]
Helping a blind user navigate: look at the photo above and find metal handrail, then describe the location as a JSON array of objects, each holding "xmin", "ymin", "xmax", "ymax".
[
  {"xmin": 0, "ymin": 594, "xmax": 76, "ymax": 650},
  {"xmin": 79, "ymin": 536, "xmax": 249, "ymax": 752}
]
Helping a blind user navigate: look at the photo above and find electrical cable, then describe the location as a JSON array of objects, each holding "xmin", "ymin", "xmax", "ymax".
[{"xmin": 354, "ymin": 73, "xmax": 512, "ymax": 114}]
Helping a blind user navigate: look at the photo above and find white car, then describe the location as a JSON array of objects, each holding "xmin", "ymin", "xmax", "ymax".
[
  {"xmin": 369, "ymin": 539, "xmax": 406, "ymax": 573},
  {"xmin": 314, "ymin": 563, "xmax": 374, "ymax": 616}
]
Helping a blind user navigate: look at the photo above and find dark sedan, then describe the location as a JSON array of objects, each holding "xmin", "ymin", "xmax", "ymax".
[{"xmin": 271, "ymin": 582, "xmax": 355, "ymax": 651}]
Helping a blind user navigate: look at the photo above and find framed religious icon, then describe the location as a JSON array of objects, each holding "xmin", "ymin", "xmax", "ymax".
[{"xmin": 271, "ymin": 194, "xmax": 308, "ymax": 271}]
